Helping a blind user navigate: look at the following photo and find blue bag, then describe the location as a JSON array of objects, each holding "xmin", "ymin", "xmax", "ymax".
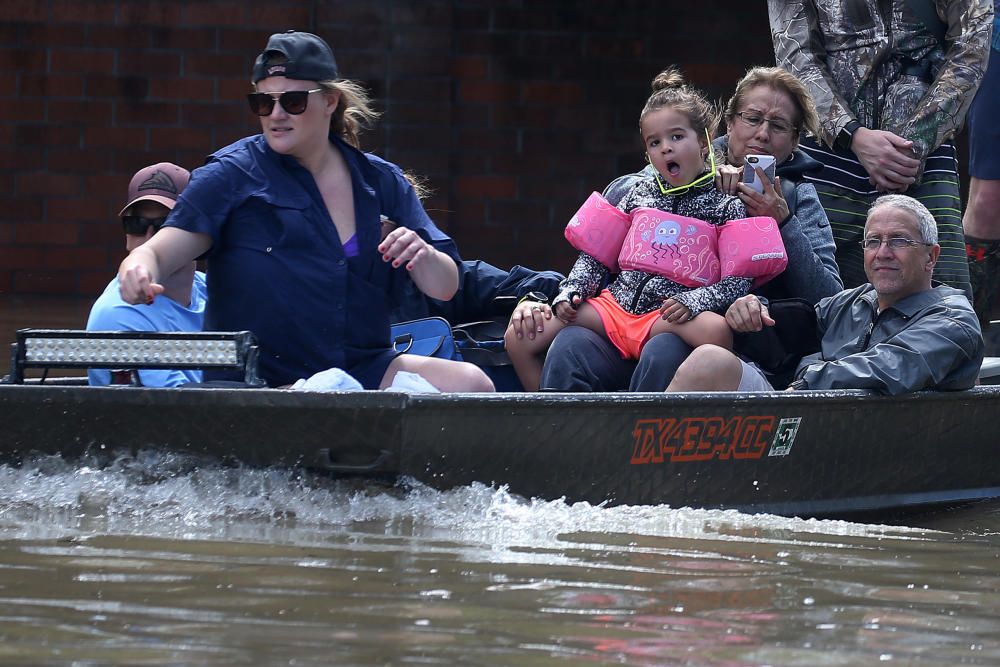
[{"xmin": 390, "ymin": 317, "xmax": 462, "ymax": 361}]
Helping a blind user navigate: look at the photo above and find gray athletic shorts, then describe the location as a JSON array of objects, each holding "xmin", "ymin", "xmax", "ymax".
[{"xmin": 737, "ymin": 360, "xmax": 775, "ymax": 392}]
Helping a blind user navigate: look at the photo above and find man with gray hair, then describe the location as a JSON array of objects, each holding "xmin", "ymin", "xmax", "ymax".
[{"xmin": 667, "ymin": 194, "xmax": 983, "ymax": 395}]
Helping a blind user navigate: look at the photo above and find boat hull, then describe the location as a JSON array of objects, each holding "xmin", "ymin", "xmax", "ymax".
[{"xmin": 2, "ymin": 383, "xmax": 998, "ymax": 517}]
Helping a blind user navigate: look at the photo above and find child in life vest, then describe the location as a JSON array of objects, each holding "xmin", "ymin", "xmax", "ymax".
[{"xmin": 505, "ymin": 68, "xmax": 785, "ymax": 391}]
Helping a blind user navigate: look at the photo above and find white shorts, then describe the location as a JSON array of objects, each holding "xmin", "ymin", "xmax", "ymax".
[{"xmin": 737, "ymin": 360, "xmax": 775, "ymax": 392}]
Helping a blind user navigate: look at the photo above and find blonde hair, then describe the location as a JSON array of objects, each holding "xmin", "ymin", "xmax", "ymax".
[
  {"xmin": 319, "ymin": 79, "xmax": 381, "ymax": 149},
  {"xmin": 640, "ymin": 67, "xmax": 719, "ymax": 140},
  {"xmin": 724, "ymin": 66, "xmax": 819, "ymax": 139}
]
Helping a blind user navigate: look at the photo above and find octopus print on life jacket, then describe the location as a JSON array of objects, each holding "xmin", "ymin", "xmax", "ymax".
[{"xmin": 565, "ymin": 192, "xmax": 787, "ymax": 288}]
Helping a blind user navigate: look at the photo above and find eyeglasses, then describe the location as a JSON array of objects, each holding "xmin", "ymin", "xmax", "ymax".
[
  {"xmin": 122, "ymin": 215, "xmax": 167, "ymax": 235},
  {"xmin": 860, "ymin": 236, "xmax": 934, "ymax": 251},
  {"xmin": 735, "ymin": 111, "xmax": 796, "ymax": 136},
  {"xmin": 246, "ymin": 88, "xmax": 323, "ymax": 116}
]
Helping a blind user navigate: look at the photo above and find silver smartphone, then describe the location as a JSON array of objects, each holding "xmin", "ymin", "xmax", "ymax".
[{"xmin": 742, "ymin": 154, "xmax": 776, "ymax": 194}]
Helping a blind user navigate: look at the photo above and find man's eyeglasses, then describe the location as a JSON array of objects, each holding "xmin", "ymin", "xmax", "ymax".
[
  {"xmin": 122, "ymin": 216, "xmax": 167, "ymax": 236},
  {"xmin": 246, "ymin": 88, "xmax": 324, "ymax": 116},
  {"xmin": 735, "ymin": 111, "xmax": 796, "ymax": 136},
  {"xmin": 860, "ymin": 236, "xmax": 934, "ymax": 251}
]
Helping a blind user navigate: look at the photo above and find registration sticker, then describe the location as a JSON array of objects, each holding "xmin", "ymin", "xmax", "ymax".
[{"xmin": 767, "ymin": 417, "xmax": 801, "ymax": 457}]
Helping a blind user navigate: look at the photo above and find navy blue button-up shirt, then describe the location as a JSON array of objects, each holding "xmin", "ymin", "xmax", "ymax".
[{"xmin": 166, "ymin": 134, "xmax": 460, "ymax": 387}]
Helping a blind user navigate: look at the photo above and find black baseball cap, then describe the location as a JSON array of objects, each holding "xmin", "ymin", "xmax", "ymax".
[{"xmin": 251, "ymin": 30, "xmax": 339, "ymax": 83}]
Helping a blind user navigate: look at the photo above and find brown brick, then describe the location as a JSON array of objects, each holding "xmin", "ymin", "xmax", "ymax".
[
  {"xmin": 0, "ymin": 48, "xmax": 48, "ymax": 73},
  {"xmin": 451, "ymin": 56, "xmax": 488, "ymax": 79},
  {"xmin": 455, "ymin": 175, "xmax": 516, "ymax": 199},
  {"xmin": 0, "ymin": 2, "xmax": 47, "ymax": 22},
  {"xmin": 50, "ymin": 49, "xmax": 116, "ymax": 75},
  {"xmin": 12, "ymin": 270, "xmax": 80, "ymax": 294},
  {"xmin": 16, "ymin": 172, "xmax": 81, "ymax": 197},
  {"xmin": 522, "ymin": 82, "xmax": 583, "ymax": 105},
  {"xmin": 84, "ymin": 125, "xmax": 148, "ymax": 150},
  {"xmin": 0, "ymin": 247, "xmax": 45, "ymax": 269},
  {"xmin": 459, "ymin": 81, "xmax": 518, "ymax": 104},
  {"xmin": 51, "ymin": 0, "xmax": 116, "ymax": 22},
  {"xmin": 47, "ymin": 198, "xmax": 109, "ymax": 225},
  {"xmin": 87, "ymin": 25, "xmax": 153, "ymax": 49},
  {"xmin": 15, "ymin": 221, "xmax": 79, "ymax": 245},
  {"xmin": 0, "ymin": 146, "xmax": 44, "ymax": 170},
  {"xmin": 186, "ymin": 52, "xmax": 246, "ymax": 78},
  {"xmin": 0, "ymin": 196, "xmax": 43, "ymax": 220},
  {"xmin": 119, "ymin": 3, "xmax": 184, "ymax": 26},
  {"xmin": 151, "ymin": 26, "xmax": 216, "ymax": 51},
  {"xmin": 149, "ymin": 127, "xmax": 214, "ymax": 153},
  {"xmin": 20, "ymin": 74, "xmax": 85, "ymax": 97},
  {"xmin": 43, "ymin": 245, "xmax": 109, "ymax": 270},
  {"xmin": 117, "ymin": 51, "xmax": 183, "ymax": 77},
  {"xmin": 149, "ymin": 77, "xmax": 215, "ymax": 101},
  {"xmin": 85, "ymin": 74, "xmax": 150, "ymax": 99},
  {"xmin": 49, "ymin": 147, "xmax": 113, "ymax": 171},
  {"xmin": 244, "ymin": 5, "xmax": 312, "ymax": 28},
  {"xmin": 117, "ymin": 101, "xmax": 180, "ymax": 125},
  {"xmin": 50, "ymin": 99, "xmax": 113, "ymax": 123},
  {"xmin": 179, "ymin": 102, "xmax": 245, "ymax": 127},
  {"xmin": 184, "ymin": 2, "xmax": 247, "ymax": 27}
]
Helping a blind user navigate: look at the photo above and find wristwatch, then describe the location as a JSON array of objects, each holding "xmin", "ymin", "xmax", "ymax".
[
  {"xmin": 787, "ymin": 378, "xmax": 809, "ymax": 391},
  {"xmin": 835, "ymin": 120, "xmax": 862, "ymax": 151},
  {"xmin": 517, "ymin": 291, "xmax": 549, "ymax": 305}
]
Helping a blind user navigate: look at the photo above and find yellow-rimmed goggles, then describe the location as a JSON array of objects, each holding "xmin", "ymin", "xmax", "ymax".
[{"xmin": 652, "ymin": 128, "xmax": 716, "ymax": 196}]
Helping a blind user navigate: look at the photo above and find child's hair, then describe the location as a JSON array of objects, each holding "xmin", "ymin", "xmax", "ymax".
[
  {"xmin": 723, "ymin": 66, "xmax": 819, "ymax": 140},
  {"xmin": 639, "ymin": 67, "xmax": 719, "ymax": 140}
]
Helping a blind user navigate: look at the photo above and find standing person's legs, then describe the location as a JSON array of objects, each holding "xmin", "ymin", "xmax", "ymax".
[
  {"xmin": 629, "ymin": 333, "xmax": 692, "ymax": 391},
  {"xmin": 911, "ymin": 145, "xmax": 971, "ymax": 300},
  {"xmin": 539, "ymin": 326, "xmax": 635, "ymax": 391},
  {"xmin": 963, "ymin": 45, "xmax": 1000, "ymax": 327}
]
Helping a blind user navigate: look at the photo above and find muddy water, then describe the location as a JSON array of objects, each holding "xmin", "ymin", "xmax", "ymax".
[{"xmin": 0, "ymin": 452, "xmax": 997, "ymax": 666}]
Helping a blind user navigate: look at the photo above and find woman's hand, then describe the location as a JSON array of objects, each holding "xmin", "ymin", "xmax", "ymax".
[
  {"xmin": 660, "ymin": 298, "xmax": 692, "ymax": 323},
  {"xmin": 119, "ymin": 261, "xmax": 163, "ymax": 305},
  {"xmin": 715, "ymin": 162, "xmax": 743, "ymax": 196},
  {"xmin": 378, "ymin": 226, "xmax": 432, "ymax": 271},
  {"xmin": 724, "ymin": 294, "xmax": 774, "ymax": 333},
  {"xmin": 737, "ymin": 168, "xmax": 790, "ymax": 222},
  {"xmin": 509, "ymin": 301, "xmax": 553, "ymax": 340}
]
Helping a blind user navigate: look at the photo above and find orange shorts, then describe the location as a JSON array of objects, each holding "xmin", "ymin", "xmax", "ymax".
[{"xmin": 586, "ymin": 290, "xmax": 661, "ymax": 360}]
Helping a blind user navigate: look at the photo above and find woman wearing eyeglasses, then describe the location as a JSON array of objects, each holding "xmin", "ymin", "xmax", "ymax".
[
  {"xmin": 505, "ymin": 68, "xmax": 788, "ymax": 392},
  {"xmin": 117, "ymin": 31, "xmax": 494, "ymax": 392},
  {"xmin": 536, "ymin": 67, "xmax": 844, "ymax": 393}
]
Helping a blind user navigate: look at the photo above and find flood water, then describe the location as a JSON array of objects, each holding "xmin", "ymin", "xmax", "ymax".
[
  {"xmin": 0, "ymin": 449, "xmax": 997, "ymax": 666},
  {"xmin": 2, "ymin": 300, "xmax": 1000, "ymax": 664}
]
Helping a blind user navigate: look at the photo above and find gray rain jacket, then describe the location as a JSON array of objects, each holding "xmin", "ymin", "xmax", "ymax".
[{"xmin": 794, "ymin": 284, "xmax": 983, "ymax": 394}]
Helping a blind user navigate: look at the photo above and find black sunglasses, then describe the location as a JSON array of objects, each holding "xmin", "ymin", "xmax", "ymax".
[
  {"xmin": 122, "ymin": 215, "xmax": 167, "ymax": 235},
  {"xmin": 246, "ymin": 88, "xmax": 323, "ymax": 116}
]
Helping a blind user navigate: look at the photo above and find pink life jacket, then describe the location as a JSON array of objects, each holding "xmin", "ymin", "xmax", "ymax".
[
  {"xmin": 564, "ymin": 194, "xmax": 787, "ymax": 288},
  {"xmin": 718, "ymin": 216, "xmax": 788, "ymax": 288},
  {"xmin": 564, "ymin": 192, "xmax": 630, "ymax": 272},
  {"xmin": 617, "ymin": 208, "xmax": 721, "ymax": 287}
]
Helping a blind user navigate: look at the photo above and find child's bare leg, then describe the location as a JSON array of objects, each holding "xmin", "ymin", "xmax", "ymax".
[{"xmin": 647, "ymin": 311, "xmax": 732, "ymax": 350}]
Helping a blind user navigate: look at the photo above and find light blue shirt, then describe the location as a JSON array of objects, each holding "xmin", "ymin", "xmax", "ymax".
[{"xmin": 86, "ymin": 271, "xmax": 207, "ymax": 387}]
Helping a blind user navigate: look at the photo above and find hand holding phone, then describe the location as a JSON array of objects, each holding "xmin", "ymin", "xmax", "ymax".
[{"xmin": 742, "ymin": 154, "xmax": 776, "ymax": 194}]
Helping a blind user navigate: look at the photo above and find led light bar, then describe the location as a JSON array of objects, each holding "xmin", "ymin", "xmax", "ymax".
[{"xmin": 6, "ymin": 329, "xmax": 264, "ymax": 386}]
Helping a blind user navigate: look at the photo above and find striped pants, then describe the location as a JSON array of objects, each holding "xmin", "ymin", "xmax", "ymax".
[{"xmin": 799, "ymin": 139, "xmax": 972, "ymax": 300}]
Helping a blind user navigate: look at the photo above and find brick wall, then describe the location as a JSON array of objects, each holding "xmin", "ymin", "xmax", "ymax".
[{"xmin": 0, "ymin": 0, "xmax": 776, "ymax": 297}]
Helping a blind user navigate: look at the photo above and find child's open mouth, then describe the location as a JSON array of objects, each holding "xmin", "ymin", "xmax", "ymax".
[{"xmin": 666, "ymin": 161, "xmax": 682, "ymax": 178}]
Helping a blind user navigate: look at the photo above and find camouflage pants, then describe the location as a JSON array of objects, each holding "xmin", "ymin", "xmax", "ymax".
[{"xmin": 966, "ymin": 235, "xmax": 1000, "ymax": 328}]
